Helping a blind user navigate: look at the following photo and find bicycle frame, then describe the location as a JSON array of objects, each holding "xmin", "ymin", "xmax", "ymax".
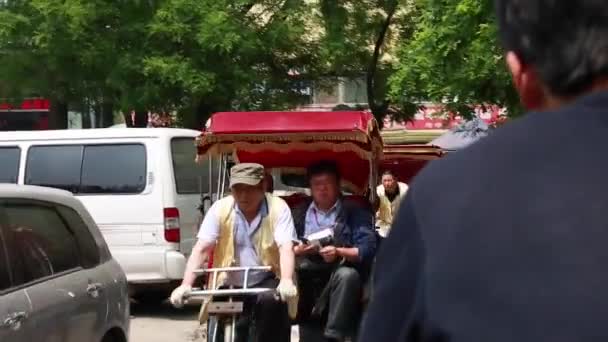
[{"xmin": 186, "ymin": 266, "xmax": 276, "ymax": 342}]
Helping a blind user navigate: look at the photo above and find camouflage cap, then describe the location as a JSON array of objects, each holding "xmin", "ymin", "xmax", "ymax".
[{"xmin": 230, "ymin": 163, "xmax": 265, "ymax": 187}]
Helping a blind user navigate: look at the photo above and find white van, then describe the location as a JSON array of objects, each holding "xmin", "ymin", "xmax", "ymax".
[{"xmin": 0, "ymin": 128, "xmax": 212, "ymax": 301}]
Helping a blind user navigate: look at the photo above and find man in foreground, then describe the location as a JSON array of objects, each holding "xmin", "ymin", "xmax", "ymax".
[
  {"xmin": 170, "ymin": 163, "xmax": 298, "ymax": 342},
  {"xmin": 292, "ymin": 160, "xmax": 376, "ymax": 342},
  {"xmin": 375, "ymin": 170, "xmax": 408, "ymax": 237},
  {"xmin": 360, "ymin": 1, "xmax": 608, "ymax": 341}
]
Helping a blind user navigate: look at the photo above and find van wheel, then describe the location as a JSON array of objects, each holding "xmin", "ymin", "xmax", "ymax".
[{"xmin": 132, "ymin": 290, "xmax": 169, "ymax": 305}]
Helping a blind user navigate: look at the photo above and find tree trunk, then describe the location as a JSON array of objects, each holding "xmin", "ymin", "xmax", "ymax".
[
  {"xmin": 195, "ymin": 99, "xmax": 232, "ymax": 129},
  {"xmin": 98, "ymin": 102, "xmax": 114, "ymax": 127},
  {"xmin": 367, "ymin": 0, "xmax": 398, "ymax": 126},
  {"xmin": 81, "ymin": 110, "xmax": 92, "ymax": 128},
  {"xmin": 124, "ymin": 110, "xmax": 148, "ymax": 127},
  {"xmin": 49, "ymin": 99, "xmax": 68, "ymax": 129}
]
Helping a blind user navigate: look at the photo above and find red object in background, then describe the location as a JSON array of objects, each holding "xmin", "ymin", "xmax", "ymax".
[
  {"xmin": 0, "ymin": 98, "xmax": 51, "ymax": 131},
  {"xmin": 379, "ymin": 145, "xmax": 445, "ymax": 184},
  {"xmin": 208, "ymin": 110, "xmax": 376, "ymax": 135},
  {"xmin": 237, "ymin": 148, "xmax": 371, "ymax": 193},
  {"xmin": 163, "ymin": 207, "xmax": 181, "ymax": 243},
  {"xmin": 383, "ymin": 104, "xmax": 507, "ymax": 131},
  {"xmin": 198, "ymin": 111, "xmax": 384, "ymax": 194}
]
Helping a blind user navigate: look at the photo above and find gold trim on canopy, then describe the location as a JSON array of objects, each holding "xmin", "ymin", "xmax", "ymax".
[
  {"xmin": 199, "ymin": 132, "xmax": 371, "ymax": 144},
  {"xmin": 197, "ymin": 141, "xmax": 380, "ymax": 161}
]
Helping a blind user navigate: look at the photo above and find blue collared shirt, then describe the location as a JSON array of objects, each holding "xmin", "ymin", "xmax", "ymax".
[{"xmin": 304, "ymin": 200, "xmax": 342, "ymax": 238}]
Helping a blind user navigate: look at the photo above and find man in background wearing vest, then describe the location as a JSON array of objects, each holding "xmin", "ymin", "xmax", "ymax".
[
  {"xmin": 292, "ymin": 160, "xmax": 377, "ymax": 342},
  {"xmin": 170, "ymin": 163, "xmax": 298, "ymax": 342},
  {"xmin": 375, "ymin": 170, "xmax": 408, "ymax": 237}
]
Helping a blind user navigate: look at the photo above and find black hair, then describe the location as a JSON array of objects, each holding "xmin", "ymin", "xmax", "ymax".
[
  {"xmin": 495, "ymin": 0, "xmax": 608, "ymax": 96},
  {"xmin": 382, "ymin": 170, "xmax": 396, "ymax": 179},
  {"xmin": 307, "ymin": 160, "xmax": 341, "ymax": 184}
]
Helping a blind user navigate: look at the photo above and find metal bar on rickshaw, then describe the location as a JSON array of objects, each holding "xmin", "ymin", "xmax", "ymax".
[
  {"xmin": 216, "ymin": 154, "xmax": 222, "ymax": 202},
  {"xmin": 243, "ymin": 269, "xmax": 249, "ymax": 290},
  {"xmin": 189, "ymin": 266, "xmax": 275, "ymax": 298},
  {"xmin": 224, "ymin": 154, "xmax": 228, "ymax": 194},
  {"xmin": 208, "ymin": 154, "xmax": 213, "ymax": 202},
  {"xmin": 187, "ymin": 288, "xmax": 275, "ymax": 298},
  {"xmin": 220, "ymin": 154, "xmax": 227, "ymax": 197},
  {"xmin": 369, "ymin": 157, "xmax": 377, "ymax": 203},
  {"xmin": 194, "ymin": 266, "xmax": 272, "ymax": 274}
]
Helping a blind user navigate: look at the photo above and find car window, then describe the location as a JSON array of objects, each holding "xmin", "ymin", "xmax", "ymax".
[
  {"xmin": 80, "ymin": 144, "xmax": 146, "ymax": 194},
  {"xmin": 3, "ymin": 202, "xmax": 80, "ymax": 285},
  {"xmin": 171, "ymin": 138, "xmax": 216, "ymax": 194},
  {"xmin": 55, "ymin": 205, "xmax": 101, "ymax": 268},
  {"xmin": 0, "ymin": 147, "xmax": 20, "ymax": 184},
  {"xmin": 25, "ymin": 145, "xmax": 83, "ymax": 193}
]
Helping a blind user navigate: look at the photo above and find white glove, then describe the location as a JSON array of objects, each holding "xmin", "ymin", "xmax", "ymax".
[
  {"xmin": 277, "ymin": 279, "xmax": 297, "ymax": 301},
  {"xmin": 169, "ymin": 285, "xmax": 192, "ymax": 308},
  {"xmin": 277, "ymin": 279, "xmax": 298, "ymax": 319}
]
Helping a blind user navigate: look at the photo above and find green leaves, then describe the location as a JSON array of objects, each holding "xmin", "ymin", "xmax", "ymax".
[
  {"xmin": 389, "ymin": 0, "xmax": 521, "ymax": 119},
  {"xmin": 0, "ymin": 0, "xmax": 519, "ymax": 128}
]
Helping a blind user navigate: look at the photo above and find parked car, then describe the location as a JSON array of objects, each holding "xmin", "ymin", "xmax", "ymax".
[
  {"xmin": 0, "ymin": 184, "xmax": 129, "ymax": 342},
  {"xmin": 0, "ymin": 128, "xmax": 212, "ymax": 301}
]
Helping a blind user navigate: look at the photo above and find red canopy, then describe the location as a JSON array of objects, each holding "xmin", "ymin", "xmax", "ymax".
[
  {"xmin": 380, "ymin": 145, "xmax": 445, "ymax": 184},
  {"xmin": 197, "ymin": 111, "xmax": 383, "ymax": 194}
]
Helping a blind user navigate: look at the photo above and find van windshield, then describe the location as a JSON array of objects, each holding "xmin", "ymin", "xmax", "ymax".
[
  {"xmin": 171, "ymin": 138, "xmax": 215, "ymax": 195},
  {"xmin": 0, "ymin": 147, "xmax": 20, "ymax": 183}
]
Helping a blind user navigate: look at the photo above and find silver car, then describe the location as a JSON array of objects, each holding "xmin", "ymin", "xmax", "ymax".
[{"xmin": 0, "ymin": 185, "xmax": 129, "ymax": 342}]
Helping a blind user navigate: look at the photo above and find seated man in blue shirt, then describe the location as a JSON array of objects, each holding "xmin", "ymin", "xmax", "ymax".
[{"xmin": 291, "ymin": 160, "xmax": 377, "ymax": 342}]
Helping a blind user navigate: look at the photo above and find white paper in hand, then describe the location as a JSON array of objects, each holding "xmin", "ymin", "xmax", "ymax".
[{"xmin": 305, "ymin": 228, "xmax": 334, "ymax": 247}]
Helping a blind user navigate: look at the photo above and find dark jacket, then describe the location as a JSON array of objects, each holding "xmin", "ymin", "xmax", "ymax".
[
  {"xmin": 360, "ymin": 91, "xmax": 608, "ymax": 342},
  {"xmin": 292, "ymin": 197, "xmax": 377, "ymax": 277}
]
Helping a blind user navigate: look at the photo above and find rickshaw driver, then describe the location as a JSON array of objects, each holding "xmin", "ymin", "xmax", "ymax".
[{"xmin": 170, "ymin": 163, "xmax": 298, "ymax": 342}]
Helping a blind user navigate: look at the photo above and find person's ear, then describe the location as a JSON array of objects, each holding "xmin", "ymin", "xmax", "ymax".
[{"xmin": 506, "ymin": 51, "xmax": 548, "ymax": 110}]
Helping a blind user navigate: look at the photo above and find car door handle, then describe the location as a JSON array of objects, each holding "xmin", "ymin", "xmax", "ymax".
[
  {"xmin": 86, "ymin": 283, "xmax": 104, "ymax": 298},
  {"xmin": 2, "ymin": 312, "xmax": 27, "ymax": 331}
]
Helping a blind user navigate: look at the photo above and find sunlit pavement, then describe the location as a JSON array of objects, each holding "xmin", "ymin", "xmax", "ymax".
[{"xmin": 129, "ymin": 300, "xmax": 299, "ymax": 341}]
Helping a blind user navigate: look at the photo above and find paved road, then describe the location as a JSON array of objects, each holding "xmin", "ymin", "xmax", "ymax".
[{"xmin": 129, "ymin": 301, "xmax": 299, "ymax": 342}]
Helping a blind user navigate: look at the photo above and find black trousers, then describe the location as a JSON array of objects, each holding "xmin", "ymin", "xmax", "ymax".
[
  {"xmin": 298, "ymin": 266, "xmax": 363, "ymax": 341},
  {"xmin": 216, "ymin": 277, "xmax": 291, "ymax": 342}
]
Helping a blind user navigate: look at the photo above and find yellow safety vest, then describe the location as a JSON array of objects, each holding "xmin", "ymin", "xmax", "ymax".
[
  {"xmin": 199, "ymin": 194, "xmax": 298, "ymax": 322},
  {"xmin": 212, "ymin": 193, "xmax": 283, "ymax": 287}
]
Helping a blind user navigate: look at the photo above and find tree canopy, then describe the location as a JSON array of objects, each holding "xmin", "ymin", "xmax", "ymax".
[
  {"xmin": 0, "ymin": 0, "xmax": 517, "ymax": 128},
  {"xmin": 388, "ymin": 0, "xmax": 521, "ymax": 119}
]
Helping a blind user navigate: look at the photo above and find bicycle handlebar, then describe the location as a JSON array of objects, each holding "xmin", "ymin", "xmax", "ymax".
[
  {"xmin": 193, "ymin": 266, "xmax": 272, "ymax": 275},
  {"xmin": 188, "ymin": 266, "xmax": 276, "ymax": 299},
  {"xmin": 186, "ymin": 287, "xmax": 276, "ymax": 299}
]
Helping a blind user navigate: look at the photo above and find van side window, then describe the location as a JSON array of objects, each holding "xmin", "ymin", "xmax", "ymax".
[
  {"xmin": 171, "ymin": 138, "xmax": 216, "ymax": 194},
  {"xmin": 26, "ymin": 145, "xmax": 83, "ymax": 192},
  {"xmin": 80, "ymin": 144, "xmax": 146, "ymax": 194},
  {"xmin": 25, "ymin": 144, "xmax": 147, "ymax": 194},
  {"xmin": 0, "ymin": 147, "xmax": 20, "ymax": 184},
  {"xmin": 2, "ymin": 201, "xmax": 80, "ymax": 285}
]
